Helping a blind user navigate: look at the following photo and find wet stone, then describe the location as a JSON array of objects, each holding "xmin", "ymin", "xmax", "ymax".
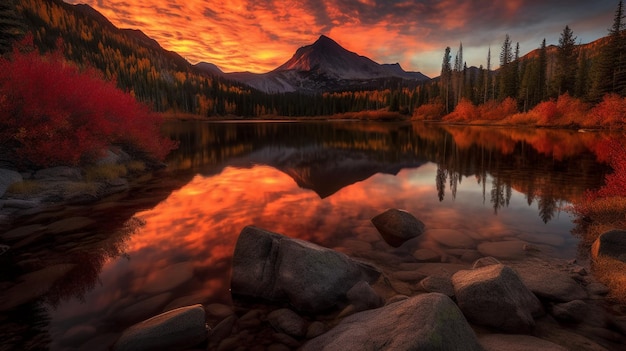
[
  {"xmin": 477, "ymin": 240, "xmax": 529, "ymax": 260},
  {"xmin": 209, "ymin": 315, "xmax": 237, "ymax": 348},
  {"xmin": 412, "ymin": 248, "xmax": 440, "ymax": 262},
  {"xmin": 267, "ymin": 308, "xmax": 307, "ymax": 338},
  {"xmin": 305, "ymin": 321, "xmax": 326, "ymax": 339},
  {"xmin": 427, "ymin": 228, "xmax": 476, "ymax": 249}
]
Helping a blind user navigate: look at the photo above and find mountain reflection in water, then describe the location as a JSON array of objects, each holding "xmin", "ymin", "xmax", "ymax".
[{"xmin": 0, "ymin": 120, "xmax": 615, "ymax": 350}]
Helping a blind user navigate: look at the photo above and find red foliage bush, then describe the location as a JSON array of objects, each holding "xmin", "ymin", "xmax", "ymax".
[
  {"xmin": 531, "ymin": 100, "xmax": 559, "ymax": 125},
  {"xmin": 444, "ymin": 99, "xmax": 478, "ymax": 122},
  {"xmin": 589, "ymin": 94, "xmax": 626, "ymax": 128},
  {"xmin": 477, "ymin": 98, "xmax": 519, "ymax": 121},
  {"xmin": 413, "ymin": 100, "xmax": 445, "ymax": 120},
  {"xmin": 0, "ymin": 36, "xmax": 176, "ymax": 167}
]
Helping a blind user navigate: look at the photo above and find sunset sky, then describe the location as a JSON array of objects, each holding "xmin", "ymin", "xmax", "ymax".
[{"xmin": 65, "ymin": 0, "xmax": 619, "ymax": 77}]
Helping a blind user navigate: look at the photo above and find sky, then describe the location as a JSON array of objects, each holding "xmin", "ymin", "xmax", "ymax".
[{"xmin": 65, "ymin": 0, "xmax": 620, "ymax": 77}]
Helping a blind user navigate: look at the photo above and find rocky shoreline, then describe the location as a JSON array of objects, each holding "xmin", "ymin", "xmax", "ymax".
[
  {"xmin": 111, "ymin": 210, "xmax": 626, "ymax": 351},
  {"xmin": 0, "ymin": 148, "xmax": 163, "ymax": 226},
  {"xmin": 2, "ymin": 159, "xmax": 626, "ymax": 350}
]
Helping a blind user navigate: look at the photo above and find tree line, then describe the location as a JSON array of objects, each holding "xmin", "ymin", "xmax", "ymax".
[{"xmin": 1, "ymin": 0, "xmax": 625, "ymax": 119}]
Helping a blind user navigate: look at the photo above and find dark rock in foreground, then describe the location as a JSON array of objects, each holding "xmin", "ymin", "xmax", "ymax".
[
  {"xmin": 231, "ymin": 226, "xmax": 381, "ymax": 312},
  {"xmin": 371, "ymin": 208, "xmax": 425, "ymax": 247},
  {"xmin": 302, "ymin": 293, "xmax": 482, "ymax": 351},
  {"xmin": 592, "ymin": 229, "xmax": 626, "ymax": 263},
  {"xmin": 479, "ymin": 334, "xmax": 567, "ymax": 351},
  {"xmin": 452, "ymin": 264, "xmax": 543, "ymax": 333},
  {"xmin": 113, "ymin": 304, "xmax": 207, "ymax": 351}
]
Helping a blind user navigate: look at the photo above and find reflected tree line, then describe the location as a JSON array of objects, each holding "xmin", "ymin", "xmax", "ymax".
[{"xmin": 164, "ymin": 121, "xmax": 610, "ymax": 223}]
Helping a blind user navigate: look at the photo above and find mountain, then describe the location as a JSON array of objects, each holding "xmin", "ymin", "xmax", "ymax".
[{"xmin": 224, "ymin": 35, "xmax": 430, "ymax": 93}]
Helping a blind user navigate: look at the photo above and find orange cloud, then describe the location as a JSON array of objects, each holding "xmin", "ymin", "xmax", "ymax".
[{"xmin": 63, "ymin": 0, "xmax": 616, "ymax": 78}]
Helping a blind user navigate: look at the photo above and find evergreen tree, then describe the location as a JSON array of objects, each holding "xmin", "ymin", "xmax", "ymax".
[
  {"xmin": 441, "ymin": 46, "xmax": 452, "ymax": 113},
  {"xmin": 538, "ymin": 39, "xmax": 548, "ymax": 101},
  {"xmin": 591, "ymin": 0, "xmax": 626, "ymax": 99},
  {"xmin": 498, "ymin": 34, "xmax": 517, "ymax": 99},
  {"xmin": 553, "ymin": 25, "xmax": 577, "ymax": 96}
]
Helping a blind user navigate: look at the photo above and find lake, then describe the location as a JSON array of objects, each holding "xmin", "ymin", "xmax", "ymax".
[{"xmin": 0, "ymin": 120, "xmax": 614, "ymax": 350}]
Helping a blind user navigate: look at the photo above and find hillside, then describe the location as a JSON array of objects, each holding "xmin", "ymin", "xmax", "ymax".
[{"xmin": 12, "ymin": 0, "xmax": 260, "ymax": 116}]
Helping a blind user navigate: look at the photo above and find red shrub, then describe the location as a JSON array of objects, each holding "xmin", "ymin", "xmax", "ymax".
[
  {"xmin": 589, "ymin": 94, "xmax": 626, "ymax": 128},
  {"xmin": 478, "ymin": 98, "xmax": 519, "ymax": 121},
  {"xmin": 531, "ymin": 100, "xmax": 558, "ymax": 125},
  {"xmin": 413, "ymin": 101, "xmax": 445, "ymax": 120},
  {"xmin": 0, "ymin": 36, "xmax": 176, "ymax": 167},
  {"xmin": 444, "ymin": 99, "xmax": 478, "ymax": 122}
]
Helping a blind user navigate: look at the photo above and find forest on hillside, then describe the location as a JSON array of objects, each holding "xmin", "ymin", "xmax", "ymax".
[{"xmin": 0, "ymin": 0, "xmax": 626, "ymax": 120}]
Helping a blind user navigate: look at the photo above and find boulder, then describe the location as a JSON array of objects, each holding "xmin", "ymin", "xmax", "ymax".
[
  {"xmin": 346, "ymin": 281, "xmax": 383, "ymax": 312},
  {"xmin": 479, "ymin": 334, "xmax": 567, "ymax": 351},
  {"xmin": 113, "ymin": 304, "xmax": 207, "ymax": 351},
  {"xmin": 452, "ymin": 264, "xmax": 543, "ymax": 333},
  {"xmin": 550, "ymin": 300, "xmax": 608, "ymax": 327},
  {"xmin": 302, "ymin": 293, "xmax": 482, "ymax": 351},
  {"xmin": 231, "ymin": 226, "xmax": 380, "ymax": 312},
  {"xmin": 591, "ymin": 230, "xmax": 626, "ymax": 262},
  {"xmin": 371, "ymin": 209, "xmax": 425, "ymax": 247},
  {"xmin": 0, "ymin": 169, "xmax": 22, "ymax": 198},
  {"xmin": 267, "ymin": 308, "xmax": 308, "ymax": 338},
  {"xmin": 514, "ymin": 265, "xmax": 588, "ymax": 302}
]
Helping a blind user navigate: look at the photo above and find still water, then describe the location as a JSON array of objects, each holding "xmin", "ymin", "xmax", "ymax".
[{"xmin": 0, "ymin": 121, "xmax": 613, "ymax": 350}]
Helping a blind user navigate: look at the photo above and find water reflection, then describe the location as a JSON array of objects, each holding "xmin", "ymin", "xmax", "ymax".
[{"xmin": 0, "ymin": 121, "xmax": 615, "ymax": 350}]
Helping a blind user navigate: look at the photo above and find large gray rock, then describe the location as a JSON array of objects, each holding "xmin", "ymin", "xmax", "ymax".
[
  {"xmin": 302, "ymin": 293, "xmax": 482, "ymax": 351},
  {"xmin": 592, "ymin": 229, "xmax": 626, "ymax": 262},
  {"xmin": 113, "ymin": 304, "xmax": 207, "ymax": 351},
  {"xmin": 452, "ymin": 264, "xmax": 543, "ymax": 333},
  {"xmin": 371, "ymin": 208, "xmax": 425, "ymax": 247},
  {"xmin": 514, "ymin": 265, "xmax": 588, "ymax": 302},
  {"xmin": 0, "ymin": 168, "xmax": 22, "ymax": 198},
  {"xmin": 231, "ymin": 226, "xmax": 380, "ymax": 312}
]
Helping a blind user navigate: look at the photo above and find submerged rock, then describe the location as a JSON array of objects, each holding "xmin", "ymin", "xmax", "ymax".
[
  {"xmin": 452, "ymin": 264, "xmax": 543, "ymax": 333},
  {"xmin": 371, "ymin": 208, "xmax": 425, "ymax": 247},
  {"xmin": 0, "ymin": 168, "xmax": 22, "ymax": 198},
  {"xmin": 591, "ymin": 229, "xmax": 626, "ymax": 263},
  {"xmin": 231, "ymin": 226, "xmax": 380, "ymax": 312},
  {"xmin": 302, "ymin": 293, "xmax": 482, "ymax": 351},
  {"xmin": 113, "ymin": 304, "xmax": 207, "ymax": 351}
]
